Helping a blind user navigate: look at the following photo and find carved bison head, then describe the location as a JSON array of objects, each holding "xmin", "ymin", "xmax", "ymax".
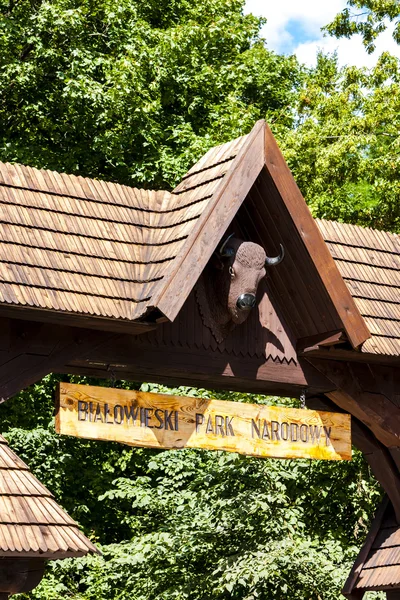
[{"xmin": 196, "ymin": 234, "xmax": 284, "ymax": 342}]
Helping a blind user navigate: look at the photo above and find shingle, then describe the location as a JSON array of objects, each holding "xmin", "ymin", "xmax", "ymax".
[
  {"xmin": 0, "ymin": 437, "xmax": 99, "ymax": 558},
  {"xmin": 317, "ymin": 219, "xmax": 400, "ymax": 357},
  {"xmin": 0, "ymin": 134, "xmax": 246, "ymax": 324}
]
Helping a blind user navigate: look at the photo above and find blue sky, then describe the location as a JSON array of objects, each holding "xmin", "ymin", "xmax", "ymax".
[{"xmin": 244, "ymin": 0, "xmax": 400, "ymax": 67}]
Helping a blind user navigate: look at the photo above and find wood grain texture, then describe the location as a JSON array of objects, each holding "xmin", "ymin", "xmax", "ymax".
[
  {"xmin": 263, "ymin": 126, "xmax": 370, "ymax": 348},
  {"xmin": 317, "ymin": 218, "xmax": 400, "ymax": 358},
  {"xmin": 136, "ymin": 288, "xmax": 297, "ymax": 362},
  {"xmin": 309, "ymin": 359, "xmax": 400, "ymax": 447},
  {"xmin": 0, "ymin": 434, "xmax": 99, "ymax": 559},
  {"xmin": 239, "ymin": 171, "xmax": 344, "ymax": 339},
  {"xmin": 307, "ymin": 395, "xmax": 400, "ymax": 521},
  {"xmin": 342, "ymin": 497, "xmax": 390, "ymax": 597},
  {"xmin": 0, "ymin": 129, "xmax": 248, "ymax": 328},
  {"xmin": 153, "ymin": 120, "xmax": 266, "ymax": 320},
  {"xmin": 56, "ymin": 382, "xmax": 351, "ymax": 460}
]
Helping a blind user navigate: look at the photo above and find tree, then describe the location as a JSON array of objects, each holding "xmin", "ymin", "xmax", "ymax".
[
  {"xmin": 0, "ymin": 0, "xmax": 299, "ymax": 188},
  {"xmin": 0, "ymin": 376, "xmax": 382, "ymax": 600},
  {"xmin": 0, "ymin": 1, "xmax": 389, "ymax": 598},
  {"xmin": 281, "ymin": 51, "xmax": 400, "ymax": 232},
  {"xmin": 325, "ymin": 0, "xmax": 400, "ymax": 53}
]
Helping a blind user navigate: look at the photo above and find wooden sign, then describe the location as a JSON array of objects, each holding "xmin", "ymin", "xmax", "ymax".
[{"xmin": 56, "ymin": 383, "xmax": 351, "ymax": 461}]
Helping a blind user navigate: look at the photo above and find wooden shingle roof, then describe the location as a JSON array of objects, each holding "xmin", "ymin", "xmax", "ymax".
[
  {"xmin": 343, "ymin": 497, "xmax": 400, "ymax": 597},
  {"xmin": 0, "ymin": 132, "xmax": 248, "ymax": 327},
  {"xmin": 2, "ymin": 119, "xmax": 399, "ymax": 357},
  {"xmin": 0, "ymin": 434, "xmax": 99, "ymax": 558},
  {"xmin": 317, "ymin": 219, "xmax": 400, "ymax": 357}
]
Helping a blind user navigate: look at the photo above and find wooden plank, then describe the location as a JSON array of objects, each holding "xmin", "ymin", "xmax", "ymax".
[
  {"xmin": 308, "ymin": 359, "xmax": 400, "ymax": 447},
  {"xmin": 153, "ymin": 120, "xmax": 266, "ymax": 321},
  {"xmin": 0, "ymin": 184, "xmax": 208, "ymax": 226},
  {"xmin": 297, "ymin": 331, "xmax": 346, "ymax": 353},
  {"xmin": 264, "ymin": 125, "xmax": 371, "ymax": 349},
  {"xmin": 0, "ymin": 199, "xmax": 196, "ymax": 245},
  {"xmin": 0, "ymin": 329, "xmax": 118, "ymax": 401},
  {"xmin": 56, "ymin": 382, "xmax": 351, "ymax": 460},
  {"xmin": 0, "ymin": 304, "xmax": 157, "ymax": 334}
]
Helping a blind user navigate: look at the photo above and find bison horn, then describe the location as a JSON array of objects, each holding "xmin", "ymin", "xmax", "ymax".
[
  {"xmin": 219, "ymin": 233, "xmax": 235, "ymax": 257},
  {"xmin": 265, "ymin": 244, "xmax": 285, "ymax": 267}
]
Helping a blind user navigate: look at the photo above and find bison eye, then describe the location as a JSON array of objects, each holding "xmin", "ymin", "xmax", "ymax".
[{"xmin": 229, "ymin": 266, "xmax": 235, "ymax": 279}]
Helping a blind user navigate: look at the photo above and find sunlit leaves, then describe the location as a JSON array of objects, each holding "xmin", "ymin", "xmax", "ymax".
[
  {"xmin": 282, "ymin": 51, "xmax": 400, "ymax": 232},
  {"xmin": 0, "ymin": 0, "xmax": 299, "ymax": 188},
  {"xmin": 1, "ymin": 376, "xmax": 382, "ymax": 600},
  {"xmin": 324, "ymin": 0, "xmax": 400, "ymax": 53}
]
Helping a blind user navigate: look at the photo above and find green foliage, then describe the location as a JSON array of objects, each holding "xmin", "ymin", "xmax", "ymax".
[
  {"xmin": 0, "ymin": 0, "xmax": 299, "ymax": 188},
  {"xmin": 324, "ymin": 0, "xmax": 400, "ymax": 53},
  {"xmin": 0, "ymin": 2, "xmax": 392, "ymax": 598},
  {"xmin": 282, "ymin": 51, "xmax": 400, "ymax": 231},
  {"xmin": 0, "ymin": 375, "xmax": 382, "ymax": 600}
]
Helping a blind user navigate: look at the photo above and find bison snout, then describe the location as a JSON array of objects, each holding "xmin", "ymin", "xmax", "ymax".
[{"xmin": 236, "ymin": 293, "xmax": 256, "ymax": 311}]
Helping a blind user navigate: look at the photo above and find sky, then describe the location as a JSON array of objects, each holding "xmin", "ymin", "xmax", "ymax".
[{"xmin": 244, "ymin": 0, "xmax": 400, "ymax": 68}]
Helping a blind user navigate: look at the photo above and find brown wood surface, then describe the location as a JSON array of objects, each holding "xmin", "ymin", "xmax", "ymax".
[
  {"xmin": 154, "ymin": 120, "xmax": 266, "ymax": 321},
  {"xmin": 316, "ymin": 218, "xmax": 400, "ymax": 358},
  {"xmin": 264, "ymin": 126, "xmax": 371, "ymax": 349},
  {"xmin": 67, "ymin": 337, "xmax": 335, "ymax": 396},
  {"xmin": 246, "ymin": 170, "xmax": 341, "ymax": 337},
  {"xmin": 308, "ymin": 359, "xmax": 400, "ymax": 447},
  {"xmin": 56, "ymin": 382, "xmax": 351, "ymax": 460}
]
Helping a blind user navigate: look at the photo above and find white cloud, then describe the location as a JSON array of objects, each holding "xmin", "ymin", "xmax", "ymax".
[
  {"xmin": 244, "ymin": 0, "xmax": 400, "ymax": 68},
  {"xmin": 295, "ymin": 25, "xmax": 400, "ymax": 68},
  {"xmin": 245, "ymin": 0, "xmax": 346, "ymax": 53}
]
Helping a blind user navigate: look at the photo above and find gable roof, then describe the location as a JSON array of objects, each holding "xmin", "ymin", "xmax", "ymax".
[
  {"xmin": 343, "ymin": 496, "xmax": 400, "ymax": 597},
  {"xmin": 0, "ymin": 130, "xmax": 250, "ymax": 330},
  {"xmin": 0, "ymin": 434, "xmax": 98, "ymax": 558},
  {"xmin": 317, "ymin": 219, "xmax": 400, "ymax": 357},
  {"xmin": 0, "ymin": 120, "xmax": 371, "ymax": 350}
]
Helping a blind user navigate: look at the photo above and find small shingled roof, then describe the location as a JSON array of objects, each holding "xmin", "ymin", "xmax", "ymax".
[
  {"xmin": 317, "ymin": 219, "xmax": 400, "ymax": 357},
  {"xmin": 0, "ymin": 434, "xmax": 99, "ymax": 558},
  {"xmin": 343, "ymin": 497, "xmax": 400, "ymax": 597}
]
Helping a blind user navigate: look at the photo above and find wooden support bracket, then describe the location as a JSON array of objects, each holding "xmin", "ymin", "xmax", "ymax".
[{"xmin": 307, "ymin": 359, "xmax": 400, "ymax": 448}]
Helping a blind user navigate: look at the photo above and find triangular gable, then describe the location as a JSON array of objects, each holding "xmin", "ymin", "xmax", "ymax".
[
  {"xmin": 154, "ymin": 120, "xmax": 370, "ymax": 349},
  {"xmin": 0, "ymin": 120, "xmax": 370, "ymax": 350}
]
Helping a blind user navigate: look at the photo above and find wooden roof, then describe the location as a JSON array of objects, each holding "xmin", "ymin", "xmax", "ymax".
[
  {"xmin": 0, "ymin": 131, "xmax": 248, "ymax": 328},
  {"xmin": 0, "ymin": 434, "xmax": 99, "ymax": 558},
  {"xmin": 343, "ymin": 497, "xmax": 400, "ymax": 597},
  {"xmin": 6, "ymin": 119, "xmax": 400, "ymax": 359},
  {"xmin": 317, "ymin": 219, "xmax": 400, "ymax": 357}
]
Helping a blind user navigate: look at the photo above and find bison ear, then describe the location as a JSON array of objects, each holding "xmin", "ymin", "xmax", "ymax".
[{"xmin": 210, "ymin": 253, "xmax": 224, "ymax": 270}]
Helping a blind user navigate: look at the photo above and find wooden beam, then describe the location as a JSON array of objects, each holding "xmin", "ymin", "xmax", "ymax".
[
  {"xmin": 264, "ymin": 124, "xmax": 371, "ymax": 349},
  {"xmin": 0, "ymin": 558, "xmax": 45, "ymax": 595},
  {"xmin": 154, "ymin": 121, "xmax": 266, "ymax": 321},
  {"xmin": 0, "ymin": 303, "xmax": 156, "ymax": 335},
  {"xmin": 297, "ymin": 330, "xmax": 346, "ymax": 353},
  {"xmin": 308, "ymin": 359, "xmax": 400, "ymax": 447},
  {"xmin": 0, "ymin": 325, "xmax": 117, "ymax": 401},
  {"xmin": 66, "ymin": 342, "xmax": 335, "ymax": 397}
]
